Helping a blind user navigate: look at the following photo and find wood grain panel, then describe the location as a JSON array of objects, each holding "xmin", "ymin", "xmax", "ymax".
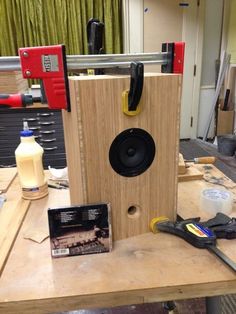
[
  {"xmin": 0, "ymin": 199, "xmax": 30, "ymax": 275},
  {"xmin": 0, "ymin": 168, "xmax": 17, "ymax": 192},
  {"xmin": 178, "ymin": 166, "xmax": 204, "ymax": 182},
  {"xmin": 178, "ymin": 153, "xmax": 187, "ymax": 174},
  {"xmin": 63, "ymin": 74, "xmax": 182, "ymax": 240}
]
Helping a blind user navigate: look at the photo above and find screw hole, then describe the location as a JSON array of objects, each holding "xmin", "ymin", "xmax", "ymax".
[
  {"xmin": 127, "ymin": 205, "xmax": 141, "ymax": 218},
  {"xmin": 128, "ymin": 206, "xmax": 136, "ymax": 215}
]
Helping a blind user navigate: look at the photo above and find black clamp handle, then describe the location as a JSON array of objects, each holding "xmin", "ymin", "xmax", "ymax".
[
  {"xmin": 128, "ymin": 61, "xmax": 144, "ymax": 112},
  {"xmin": 87, "ymin": 18, "xmax": 104, "ymax": 55}
]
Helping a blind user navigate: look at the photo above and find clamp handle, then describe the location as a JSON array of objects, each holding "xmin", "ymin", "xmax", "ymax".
[
  {"xmin": 128, "ymin": 62, "xmax": 144, "ymax": 111},
  {"xmin": 122, "ymin": 62, "xmax": 144, "ymax": 116},
  {"xmin": 87, "ymin": 18, "xmax": 104, "ymax": 55}
]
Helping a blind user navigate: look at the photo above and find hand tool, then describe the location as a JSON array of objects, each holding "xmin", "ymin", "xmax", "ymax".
[
  {"xmin": 57, "ymin": 182, "xmax": 69, "ymax": 188},
  {"xmin": 202, "ymin": 212, "xmax": 236, "ymax": 239},
  {"xmin": 0, "ymin": 94, "xmax": 41, "ymax": 108},
  {"xmin": 185, "ymin": 156, "xmax": 216, "ymax": 164},
  {"xmin": 0, "ymin": 42, "xmax": 185, "ymax": 111},
  {"xmin": 48, "ymin": 183, "xmax": 65, "ymax": 190},
  {"xmin": 150, "ymin": 216, "xmax": 236, "ymax": 272}
]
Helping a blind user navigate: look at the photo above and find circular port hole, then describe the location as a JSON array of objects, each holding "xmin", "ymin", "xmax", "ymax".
[{"xmin": 127, "ymin": 205, "xmax": 141, "ymax": 218}]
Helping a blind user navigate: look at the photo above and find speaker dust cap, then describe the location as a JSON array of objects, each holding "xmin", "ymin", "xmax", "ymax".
[{"xmin": 109, "ymin": 128, "xmax": 156, "ymax": 177}]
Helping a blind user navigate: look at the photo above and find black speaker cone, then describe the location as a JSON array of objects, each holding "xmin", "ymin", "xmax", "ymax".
[{"xmin": 109, "ymin": 128, "xmax": 156, "ymax": 177}]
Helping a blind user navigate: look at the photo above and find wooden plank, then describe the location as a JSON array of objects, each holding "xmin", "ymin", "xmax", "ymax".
[
  {"xmin": 217, "ymin": 109, "xmax": 234, "ymax": 135},
  {"xmin": 0, "ymin": 168, "xmax": 17, "ymax": 193},
  {"xmin": 0, "ymin": 280, "xmax": 236, "ymax": 314},
  {"xmin": 0, "ymin": 199, "xmax": 30, "ymax": 275},
  {"xmin": 178, "ymin": 166, "xmax": 203, "ymax": 182},
  {"xmin": 178, "ymin": 153, "xmax": 187, "ymax": 174},
  {"xmin": 63, "ymin": 74, "xmax": 182, "ymax": 240},
  {"xmin": 0, "ymin": 71, "xmax": 28, "ymax": 93}
]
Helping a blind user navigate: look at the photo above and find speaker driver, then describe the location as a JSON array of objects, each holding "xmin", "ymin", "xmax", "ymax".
[{"xmin": 109, "ymin": 128, "xmax": 156, "ymax": 177}]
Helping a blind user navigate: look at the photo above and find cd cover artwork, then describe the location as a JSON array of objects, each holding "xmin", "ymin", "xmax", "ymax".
[{"xmin": 48, "ymin": 203, "xmax": 112, "ymax": 258}]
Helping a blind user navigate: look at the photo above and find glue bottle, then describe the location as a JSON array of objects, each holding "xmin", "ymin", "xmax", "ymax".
[{"xmin": 15, "ymin": 121, "xmax": 48, "ymax": 200}]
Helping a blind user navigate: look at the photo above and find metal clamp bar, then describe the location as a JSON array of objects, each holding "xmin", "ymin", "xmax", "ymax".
[
  {"xmin": 0, "ymin": 52, "xmax": 169, "ymax": 72},
  {"xmin": 208, "ymin": 245, "xmax": 236, "ymax": 272},
  {"xmin": 67, "ymin": 52, "xmax": 169, "ymax": 62},
  {"xmin": 0, "ymin": 57, "xmax": 22, "ymax": 71},
  {"xmin": 67, "ymin": 60, "xmax": 166, "ymax": 70}
]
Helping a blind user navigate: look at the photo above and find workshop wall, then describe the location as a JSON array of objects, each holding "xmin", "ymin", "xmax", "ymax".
[{"xmin": 227, "ymin": 0, "xmax": 236, "ymax": 63}]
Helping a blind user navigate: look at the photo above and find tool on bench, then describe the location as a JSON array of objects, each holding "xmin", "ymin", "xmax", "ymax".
[
  {"xmin": 0, "ymin": 93, "xmax": 42, "ymax": 108},
  {"xmin": 185, "ymin": 156, "xmax": 216, "ymax": 164},
  {"xmin": 150, "ymin": 216, "xmax": 236, "ymax": 272},
  {"xmin": 0, "ymin": 42, "xmax": 185, "ymax": 111},
  {"xmin": 202, "ymin": 212, "xmax": 236, "ymax": 239}
]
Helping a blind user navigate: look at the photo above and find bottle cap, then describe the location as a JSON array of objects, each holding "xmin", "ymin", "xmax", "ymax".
[
  {"xmin": 20, "ymin": 121, "xmax": 33, "ymax": 137},
  {"xmin": 20, "ymin": 130, "xmax": 34, "ymax": 137}
]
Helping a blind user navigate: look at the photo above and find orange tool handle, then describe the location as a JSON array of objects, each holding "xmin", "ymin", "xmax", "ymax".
[{"xmin": 193, "ymin": 157, "xmax": 216, "ymax": 164}]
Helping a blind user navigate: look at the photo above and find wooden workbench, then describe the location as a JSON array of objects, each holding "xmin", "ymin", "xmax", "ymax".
[{"xmin": 0, "ymin": 165, "xmax": 235, "ymax": 314}]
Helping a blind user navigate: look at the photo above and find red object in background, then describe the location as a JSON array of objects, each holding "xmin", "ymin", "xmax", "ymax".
[
  {"xmin": 173, "ymin": 42, "xmax": 185, "ymax": 74},
  {"xmin": 19, "ymin": 45, "xmax": 70, "ymax": 111},
  {"xmin": 0, "ymin": 94, "xmax": 24, "ymax": 108}
]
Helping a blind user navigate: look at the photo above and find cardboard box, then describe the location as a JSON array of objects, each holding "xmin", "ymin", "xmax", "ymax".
[{"xmin": 217, "ymin": 109, "xmax": 234, "ymax": 135}]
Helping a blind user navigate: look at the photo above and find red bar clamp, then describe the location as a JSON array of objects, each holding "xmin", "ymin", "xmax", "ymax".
[
  {"xmin": 19, "ymin": 45, "xmax": 70, "ymax": 111},
  {"xmin": 161, "ymin": 42, "xmax": 185, "ymax": 74},
  {"xmin": 173, "ymin": 42, "xmax": 185, "ymax": 74}
]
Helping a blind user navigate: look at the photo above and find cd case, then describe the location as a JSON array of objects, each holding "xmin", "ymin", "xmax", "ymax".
[{"xmin": 48, "ymin": 203, "xmax": 112, "ymax": 258}]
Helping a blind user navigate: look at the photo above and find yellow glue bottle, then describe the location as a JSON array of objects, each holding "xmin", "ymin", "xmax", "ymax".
[{"xmin": 15, "ymin": 121, "xmax": 48, "ymax": 200}]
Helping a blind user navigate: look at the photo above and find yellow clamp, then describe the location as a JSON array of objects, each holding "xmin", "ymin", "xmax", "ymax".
[
  {"xmin": 122, "ymin": 90, "xmax": 141, "ymax": 116},
  {"xmin": 87, "ymin": 69, "xmax": 95, "ymax": 75},
  {"xmin": 150, "ymin": 216, "xmax": 169, "ymax": 233}
]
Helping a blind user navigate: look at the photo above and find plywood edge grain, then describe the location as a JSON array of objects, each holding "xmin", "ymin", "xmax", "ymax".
[
  {"xmin": 0, "ymin": 280, "xmax": 235, "ymax": 314},
  {"xmin": 0, "ymin": 199, "xmax": 30, "ymax": 275},
  {"xmin": 62, "ymin": 79, "xmax": 87, "ymax": 204},
  {"xmin": 178, "ymin": 153, "xmax": 187, "ymax": 174},
  {"xmin": 68, "ymin": 73, "xmax": 181, "ymax": 81},
  {"xmin": 178, "ymin": 166, "xmax": 204, "ymax": 182},
  {"xmin": 0, "ymin": 168, "xmax": 17, "ymax": 193}
]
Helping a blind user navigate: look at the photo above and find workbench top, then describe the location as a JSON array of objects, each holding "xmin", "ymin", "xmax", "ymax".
[{"xmin": 0, "ymin": 165, "xmax": 235, "ymax": 314}]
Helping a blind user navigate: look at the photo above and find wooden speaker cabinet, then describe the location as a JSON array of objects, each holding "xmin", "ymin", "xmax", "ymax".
[{"xmin": 62, "ymin": 73, "xmax": 182, "ymax": 240}]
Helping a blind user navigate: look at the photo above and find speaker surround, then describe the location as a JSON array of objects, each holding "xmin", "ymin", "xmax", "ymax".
[{"xmin": 109, "ymin": 128, "xmax": 156, "ymax": 177}]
